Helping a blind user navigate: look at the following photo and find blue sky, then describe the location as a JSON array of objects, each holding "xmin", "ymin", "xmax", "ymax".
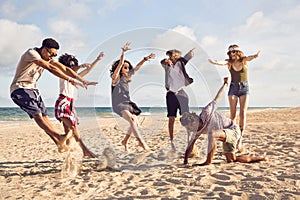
[{"xmin": 0, "ymin": 0, "xmax": 299, "ymax": 107}]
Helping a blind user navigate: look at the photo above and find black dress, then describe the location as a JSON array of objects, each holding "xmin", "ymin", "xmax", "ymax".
[{"xmin": 111, "ymin": 72, "xmax": 141, "ymax": 116}]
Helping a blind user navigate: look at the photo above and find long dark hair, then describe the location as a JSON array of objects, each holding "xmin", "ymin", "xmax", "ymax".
[
  {"xmin": 58, "ymin": 53, "xmax": 79, "ymax": 68},
  {"xmin": 110, "ymin": 59, "xmax": 133, "ymax": 77}
]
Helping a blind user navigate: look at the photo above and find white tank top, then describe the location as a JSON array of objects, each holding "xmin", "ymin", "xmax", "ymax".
[{"xmin": 59, "ymin": 78, "xmax": 74, "ymax": 98}]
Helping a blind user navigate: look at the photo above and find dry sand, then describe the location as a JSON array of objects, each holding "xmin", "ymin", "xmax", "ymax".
[{"xmin": 0, "ymin": 107, "xmax": 299, "ymax": 199}]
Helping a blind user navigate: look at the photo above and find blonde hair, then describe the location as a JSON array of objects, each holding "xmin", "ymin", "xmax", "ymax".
[{"xmin": 166, "ymin": 49, "xmax": 181, "ymax": 60}]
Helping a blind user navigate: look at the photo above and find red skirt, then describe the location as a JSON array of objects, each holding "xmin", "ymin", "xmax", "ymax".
[{"xmin": 54, "ymin": 94, "xmax": 78, "ymax": 126}]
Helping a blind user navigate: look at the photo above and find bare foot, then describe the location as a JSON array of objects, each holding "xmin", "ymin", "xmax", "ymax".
[
  {"xmin": 121, "ymin": 140, "xmax": 128, "ymax": 152},
  {"xmin": 83, "ymin": 150, "xmax": 97, "ymax": 158},
  {"xmin": 236, "ymin": 138, "xmax": 244, "ymax": 153},
  {"xmin": 137, "ymin": 141, "xmax": 150, "ymax": 152},
  {"xmin": 60, "ymin": 132, "xmax": 73, "ymax": 144},
  {"xmin": 170, "ymin": 141, "xmax": 176, "ymax": 153},
  {"xmin": 261, "ymin": 153, "xmax": 268, "ymax": 162},
  {"xmin": 236, "ymin": 146, "xmax": 245, "ymax": 153},
  {"xmin": 143, "ymin": 148, "xmax": 151, "ymax": 153},
  {"xmin": 57, "ymin": 143, "xmax": 68, "ymax": 153},
  {"xmin": 262, "ymin": 157, "xmax": 268, "ymax": 162}
]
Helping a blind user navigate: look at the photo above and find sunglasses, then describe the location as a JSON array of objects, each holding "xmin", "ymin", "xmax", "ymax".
[
  {"xmin": 69, "ymin": 63, "xmax": 77, "ymax": 68},
  {"xmin": 45, "ymin": 48, "xmax": 57, "ymax": 57},
  {"xmin": 230, "ymin": 50, "xmax": 237, "ymax": 54},
  {"xmin": 123, "ymin": 66, "xmax": 129, "ymax": 70}
]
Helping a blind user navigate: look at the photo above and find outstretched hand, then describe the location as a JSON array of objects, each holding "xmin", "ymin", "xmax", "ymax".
[
  {"xmin": 97, "ymin": 52, "xmax": 105, "ymax": 60},
  {"xmin": 85, "ymin": 81, "xmax": 98, "ymax": 86},
  {"xmin": 70, "ymin": 79, "xmax": 85, "ymax": 89},
  {"xmin": 122, "ymin": 42, "xmax": 131, "ymax": 52},
  {"xmin": 74, "ymin": 79, "xmax": 98, "ymax": 89},
  {"xmin": 208, "ymin": 59, "xmax": 215, "ymax": 64},
  {"xmin": 256, "ymin": 50, "xmax": 261, "ymax": 57},
  {"xmin": 188, "ymin": 48, "xmax": 195, "ymax": 57},
  {"xmin": 145, "ymin": 53, "xmax": 155, "ymax": 60}
]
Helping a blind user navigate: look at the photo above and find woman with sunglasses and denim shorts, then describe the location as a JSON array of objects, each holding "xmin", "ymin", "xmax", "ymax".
[
  {"xmin": 208, "ymin": 44, "xmax": 261, "ymax": 152},
  {"xmin": 110, "ymin": 42, "xmax": 155, "ymax": 152}
]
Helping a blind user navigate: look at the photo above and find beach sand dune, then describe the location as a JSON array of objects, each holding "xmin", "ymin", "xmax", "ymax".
[{"xmin": 0, "ymin": 108, "xmax": 299, "ymax": 199}]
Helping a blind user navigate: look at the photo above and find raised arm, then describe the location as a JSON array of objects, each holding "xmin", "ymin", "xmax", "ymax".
[
  {"xmin": 111, "ymin": 42, "xmax": 131, "ymax": 84},
  {"xmin": 213, "ymin": 77, "xmax": 229, "ymax": 104},
  {"xmin": 160, "ymin": 58, "xmax": 173, "ymax": 67},
  {"xmin": 183, "ymin": 48, "xmax": 195, "ymax": 62},
  {"xmin": 243, "ymin": 50, "xmax": 261, "ymax": 62},
  {"xmin": 78, "ymin": 51, "xmax": 105, "ymax": 77},
  {"xmin": 133, "ymin": 53, "xmax": 155, "ymax": 73}
]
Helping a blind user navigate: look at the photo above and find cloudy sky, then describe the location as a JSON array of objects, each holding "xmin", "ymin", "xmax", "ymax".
[{"xmin": 0, "ymin": 0, "xmax": 299, "ymax": 108}]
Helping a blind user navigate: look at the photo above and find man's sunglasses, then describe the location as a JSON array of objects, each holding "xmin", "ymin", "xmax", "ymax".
[{"xmin": 45, "ymin": 48, "xmax": 57, "ymax": 57}]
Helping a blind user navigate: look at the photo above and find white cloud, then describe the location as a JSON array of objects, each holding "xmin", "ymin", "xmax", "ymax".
[
  {"xmin": 49, "ymin": 20, "xmax": 80, "ymax": 36},
  {"xmin": 242, "ymin": 11, "xmax": 277, "ymax": 32},
  {"xmin": 48, "ymin": 20, "xmax": 87, "ymax": 55},
  {"xmin": 0, "ymin": 19, "xmax": 43, "ymax": 71},
  {"xmin": 150, "ymin": 26, "xmax": 199, "ymax": 52},
  {"xmin": 0, "ymin": 1, "xmax": 42, "ymax": 21},
  {"xmin": 172, "ymin": 25, "xmax": 197, "ymax": 41},
  {"xmin": 200, "ymin": 36, "xmax": 218, "ymax": 47},
  {"xmin": 283, "ymin": 4, "xmax": 300, "ymax": 22},
  {"xmin": 49, "ymin": 1, "xmax": 91, "ymax": 21},
  {"xmin": 97, "ymin": 0, "xmax": 130, "ymax": 16}
]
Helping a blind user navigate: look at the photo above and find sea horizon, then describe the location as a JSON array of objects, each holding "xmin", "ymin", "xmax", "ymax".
[{"xmin": 0, "ymin": 106, "xmax": 291, "ymax": 123}]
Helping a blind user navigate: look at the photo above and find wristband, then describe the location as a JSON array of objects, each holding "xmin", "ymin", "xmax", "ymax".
[{"xmin": 143, "ymin": 57, "xmax": 148, "ymax": 61}]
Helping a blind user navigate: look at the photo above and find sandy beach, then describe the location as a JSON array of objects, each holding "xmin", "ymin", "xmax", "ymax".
[{"xmin": 0, "ymin": 107, "xmax": 299, "ymax": 199}]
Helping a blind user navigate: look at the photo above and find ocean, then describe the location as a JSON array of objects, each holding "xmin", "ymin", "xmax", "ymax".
[
  {"xmin": 0, "ymin": 106, "xmax": 279, "ymax": 123},
  {"xmin": 0, "ymin": 107, "xmax": 167, "ymax": 123}
]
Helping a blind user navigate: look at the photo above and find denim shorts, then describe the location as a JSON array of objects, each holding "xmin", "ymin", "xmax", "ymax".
[
  {"xmin": 11, "ymin": 88, "xmax": 48, "ymax": 118},
  {"xmin": 228, "ymin": 81, "xmax": 249, "ymax": 97}
]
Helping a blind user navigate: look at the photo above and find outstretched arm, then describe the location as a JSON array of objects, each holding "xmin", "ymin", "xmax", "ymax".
[
  {"xmin": 35, "ymin": 59, "xmax": 91, "ymax": 88},
  {"xmin": 208, "ymin": 59, "xmax": 228, "ymax": 66},
  {"xmin": 184, "ymin": 127, "xmax": 208, "ymax": 164},
  {"xmin": 243, "ymin": 50, "xmax": 261, "ymax": 62},
  {"xmin": 112, "ymin": 42, "xmax": 131, "ymax": 84},
  {"xmin": 213, "ymin": 77, "xmax": 229, "ymax": 104},
  {"xmin": 78, "ymin": 51, "xmax": 105, "ymax": 77},
  {"xmin": 133, "ymin": 53, "xmax": 155, "ymax": 73},
  {"xmin": 53, "ymin": 61, "xmax": 99, "ymax": 87}
]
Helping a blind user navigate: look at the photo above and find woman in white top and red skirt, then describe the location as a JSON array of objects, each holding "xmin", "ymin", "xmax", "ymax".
[{"xmin": 55, "ymin": 52, "xmax": 104, "ymax": 158}]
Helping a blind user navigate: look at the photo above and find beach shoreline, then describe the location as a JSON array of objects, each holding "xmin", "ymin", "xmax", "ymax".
[{"xmin": 0, "ymin": 107, "xmax": 299, "ymax": 199}]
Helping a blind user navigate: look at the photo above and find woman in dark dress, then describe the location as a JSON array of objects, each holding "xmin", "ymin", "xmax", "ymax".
[{"xmin": 110, "ymin": 42, "xmax": 155, "ymax": 152}]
